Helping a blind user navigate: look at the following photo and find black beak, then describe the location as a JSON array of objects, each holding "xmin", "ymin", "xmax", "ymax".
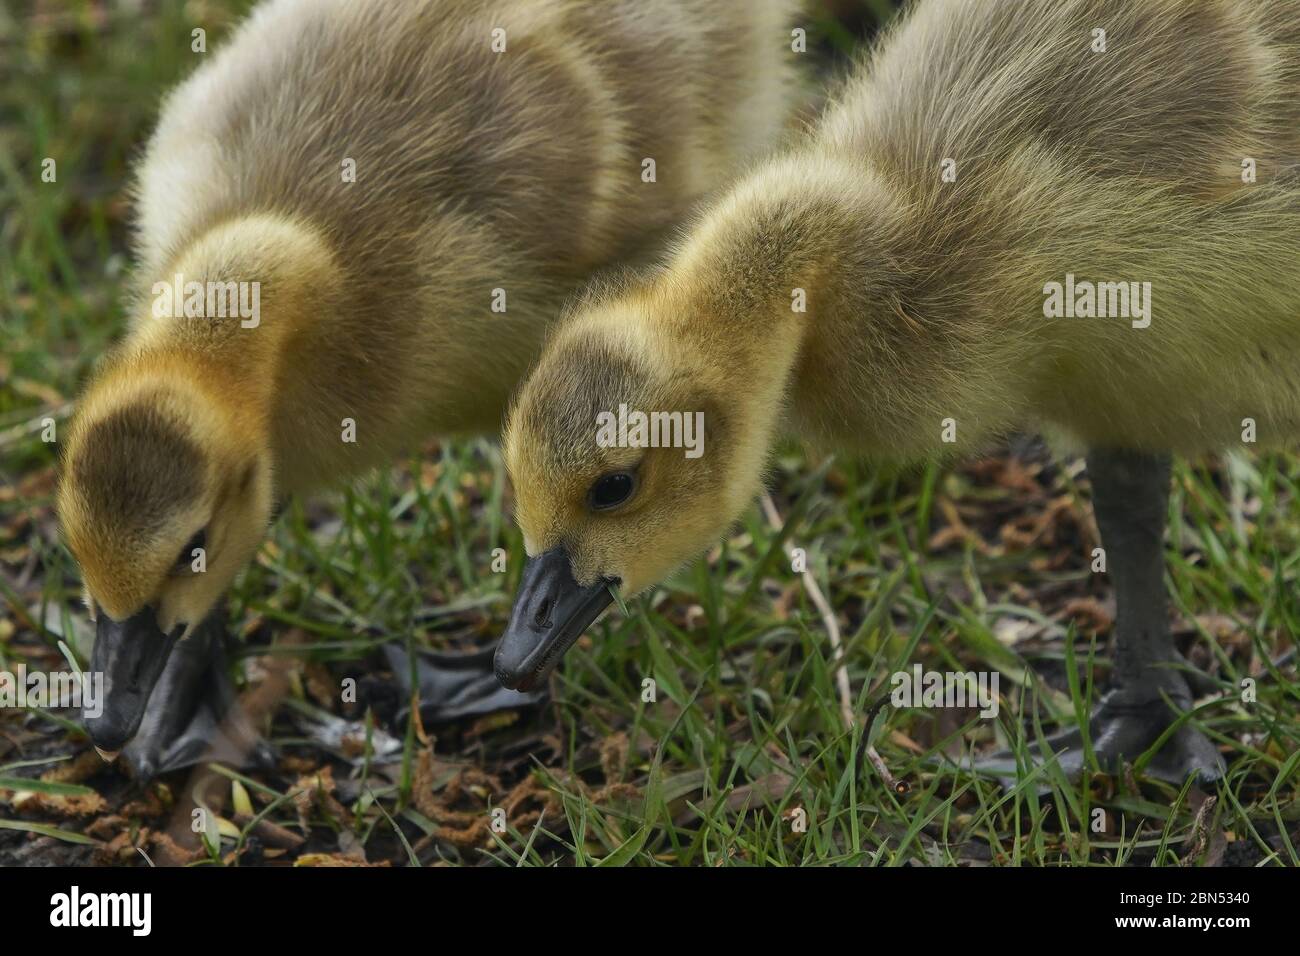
[
  {"xmin": 494, "ymin": 547, "xmax": 616, "ymax": 691},
  {"xmin": 84, "ymin": 606, "xmax": 183, "ymax": 751}
]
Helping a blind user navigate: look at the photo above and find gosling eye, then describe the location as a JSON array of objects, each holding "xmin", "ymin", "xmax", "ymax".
[
  {"xmin": 587, "ymin": 471, "xmax": 636, "ymax": 512},
  {"xmin": 174, "ymin": 528, "xmax": 207, "ymax": 572}
]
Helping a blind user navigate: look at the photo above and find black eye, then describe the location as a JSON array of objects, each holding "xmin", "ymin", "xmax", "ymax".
[
  {"xmin": 588, "ymin": 472, "xmax": 636, "ymax": 511},
  {"xmin": 175, "ymin": 529, "xmax": 206, "ymax": 570}
]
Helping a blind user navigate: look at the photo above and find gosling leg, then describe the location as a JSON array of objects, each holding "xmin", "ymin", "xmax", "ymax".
[{"xmin": 975, "ymin": 449, "xmax": 1223, "ymax": 784}]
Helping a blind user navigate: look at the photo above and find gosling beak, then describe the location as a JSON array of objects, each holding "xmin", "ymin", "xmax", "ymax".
[
  {"xmin": 495, "ymin": 547, "xmax": 616, "ymax": 691},
  {"xmin": 84, "ymin": 606, "xmax": 183, "ymax": 751}
]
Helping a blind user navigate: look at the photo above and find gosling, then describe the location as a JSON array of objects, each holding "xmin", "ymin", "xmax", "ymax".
[
  {"xmin": 498, "ymin": 0, "xmax": 1300, "ymax": 785},
  {"xmin": 57, "ymin": 0, "xmax": 805, "ymax": 775}
]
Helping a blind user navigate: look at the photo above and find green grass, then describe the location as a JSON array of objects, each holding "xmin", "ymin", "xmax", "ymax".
[{"xmin": 1, "ymin": 0, "xmax": 1297, "ymax": 867}]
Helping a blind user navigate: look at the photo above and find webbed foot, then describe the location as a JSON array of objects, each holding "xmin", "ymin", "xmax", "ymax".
[
  {"xmin": 973, "ymin": 679, "xmax": 1224, "ymax": 786},
  {"xmin": 117, "ymin": 612, "xmax": 273, "ymax": 780},
  {"xmin": 384, "ymin": 644, "xmax": 546, "ymax": 723}
]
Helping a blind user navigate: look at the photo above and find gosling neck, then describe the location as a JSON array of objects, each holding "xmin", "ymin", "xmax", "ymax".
[
  {"xmin": 653, "ymin": 152, "xmax": 890, "ymax": 447},
  {"xmin": 123, "ymin": 214, "xmax": 344, "ymax": 467}
]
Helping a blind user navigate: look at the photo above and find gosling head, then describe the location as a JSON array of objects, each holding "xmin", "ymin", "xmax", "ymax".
[
  {"xmin": 58, "ymin": 360, "xmax": 273, "ymax": 750},
  {"xmin": 496, "ymin": 294, "xmax": 771, "ymax": 690}
]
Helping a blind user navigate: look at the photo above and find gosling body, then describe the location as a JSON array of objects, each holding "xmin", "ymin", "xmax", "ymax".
[{"xmin": 673, "ymin": 0, "xmax": 1300, "ymax": 467}]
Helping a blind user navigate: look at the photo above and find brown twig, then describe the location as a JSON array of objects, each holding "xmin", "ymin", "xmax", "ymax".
[
  {"xmin": 0, "ymin": 401, "xmax": 73, "ymax": 452},
  {"xmin": 759, "ymin": 490, "xmax": 904, "ymax": 794}
]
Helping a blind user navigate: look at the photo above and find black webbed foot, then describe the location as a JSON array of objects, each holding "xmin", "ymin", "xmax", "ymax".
[
  {"xmin": 118, "ymin": 612, "xmax": 273, "ymax": 780},
  {"xmin": 384, "ymin": 643, "xmax": 546, "ymax": 723},
  {"xmin": 972, "ymin": 679, "xmax": 1224, "ymax": 786}
]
